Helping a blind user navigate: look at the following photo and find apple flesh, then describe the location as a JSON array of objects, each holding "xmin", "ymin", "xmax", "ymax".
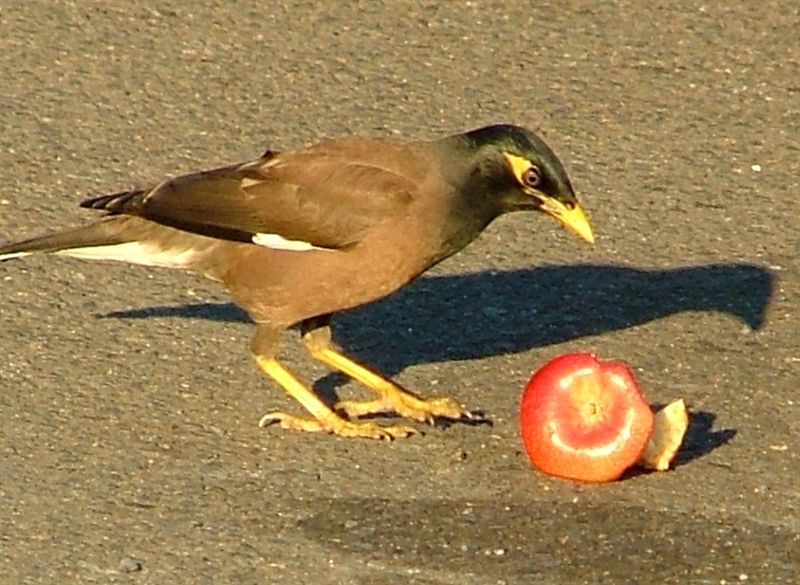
[
  {"xmin": 638, "ymin": 399, "xmax": 689, "ymax": 471},
  {"xmin": 520, "ymin": 353, "xmax": 655, "ymax": 483}
]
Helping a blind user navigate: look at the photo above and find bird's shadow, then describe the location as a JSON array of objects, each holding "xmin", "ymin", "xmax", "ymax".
[
  {"xmin": 105, "ymin": 262, "xmax": 770, "ymax": 461},
  {"xmin": 106, "ymin": 262, "xmax": 775, "ymax": 372}
]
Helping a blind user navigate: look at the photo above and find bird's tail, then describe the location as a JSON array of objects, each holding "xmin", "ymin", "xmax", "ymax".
[
  {"xmin": 0, "ymin": 187, "xmax": 153, "ymax": 262},
  {"xmin": 0, "ymin": 219, "xmax": 129, "ymax": 261},
  {"xmin": 0, "ymin": 215, "xmax": 218, "ymax": 273}
]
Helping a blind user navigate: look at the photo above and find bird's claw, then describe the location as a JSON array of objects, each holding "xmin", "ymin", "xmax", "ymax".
[
  {"xmin": 335, "ymin": 393, "xmax": 478, "ymax": 425},
  {"xmin": 258, "ymin": 410, "xmax": 419, "ymax": 440}
]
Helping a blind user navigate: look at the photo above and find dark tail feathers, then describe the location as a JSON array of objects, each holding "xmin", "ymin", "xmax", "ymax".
[{"xmin": 80, "ymin": 189, "xmax": 147, "ymax": 214}]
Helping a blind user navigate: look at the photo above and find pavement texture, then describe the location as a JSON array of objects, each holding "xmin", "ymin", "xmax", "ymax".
[{"xmin": 1, "ymin": 1, "xmax": 798, "ymax": 584}]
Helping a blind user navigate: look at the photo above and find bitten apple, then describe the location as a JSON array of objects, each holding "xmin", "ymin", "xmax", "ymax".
[{"xmin": 520, "ymin": 353, "xmax": 655, "ymax": 483}]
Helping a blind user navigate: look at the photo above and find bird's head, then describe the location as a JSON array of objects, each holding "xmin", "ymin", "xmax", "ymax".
[{"xmin": 455, "ymin": 124, "xmax": 594, "ymax": 244}]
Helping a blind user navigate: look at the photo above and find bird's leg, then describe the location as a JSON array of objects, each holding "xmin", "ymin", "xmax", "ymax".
[
  {"xmin": 252, "ymin": 326, "xmax": 417, "ymax": 439},
  {"xmin": 300, "ymin": 317, "xmax": 473, "ymax": 424}
]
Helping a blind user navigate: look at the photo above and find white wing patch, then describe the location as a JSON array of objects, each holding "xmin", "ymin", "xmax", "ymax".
[
  {"xmin": 251, "ymin": 232, "xmax": 326, "ymax": 252},
  {"xmin": 55, "ymin": 242, "xmax": 199, "ymax": 269},
  {"xmin": 240, "ymin": 177, "xmax": 265, "ymax": 188}
]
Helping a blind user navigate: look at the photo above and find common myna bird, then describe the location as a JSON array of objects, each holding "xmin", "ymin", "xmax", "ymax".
[{"xmin": 0, "ymin": 124, "xmax": 593, "ymax": 439}]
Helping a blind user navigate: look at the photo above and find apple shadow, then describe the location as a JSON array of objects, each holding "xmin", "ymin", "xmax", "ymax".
[
  {"xmin": 622, "ymin": 408, "xmax": 736, "ymax": 480},
  {"xmin": 674, "ymin": 410, "xmax": 737, "ymax": 466}
]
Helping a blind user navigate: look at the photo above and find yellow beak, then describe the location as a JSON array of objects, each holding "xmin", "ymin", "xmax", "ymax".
[{"xmin": 540, "ymin": 197, "xmax": 595, "ymax": 244}]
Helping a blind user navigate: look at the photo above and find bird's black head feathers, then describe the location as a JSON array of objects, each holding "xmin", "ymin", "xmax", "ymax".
[
  {"xmin": 436, "ymin": 123, "xmax": 593, "ymax": 245},
  {"xmin": 455, "ymin": 123, "xmax": 577, "ymax": 212}
]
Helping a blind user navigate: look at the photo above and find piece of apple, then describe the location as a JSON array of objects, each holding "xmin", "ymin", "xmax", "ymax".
[
  {"xmin": 519, "ymin": 353, "xmax": 655, "ymax": 483},
  {"xmin": 638, "ymin": 399, "xmax": 690, "ymax": 471}
]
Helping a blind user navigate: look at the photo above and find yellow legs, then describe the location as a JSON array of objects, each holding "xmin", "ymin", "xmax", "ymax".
[
  {"xmin": 255, "ymin": 356, "xmax": 417, "ymax": 439},
  {"xmin": 254, "ymin": 317, "xmax": 474, "ymax": 439}
]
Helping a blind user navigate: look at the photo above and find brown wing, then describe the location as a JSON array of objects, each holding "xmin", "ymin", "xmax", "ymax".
[{"xmin": 81, "ymin": 139, "xmax": 421, "ymax": 249}]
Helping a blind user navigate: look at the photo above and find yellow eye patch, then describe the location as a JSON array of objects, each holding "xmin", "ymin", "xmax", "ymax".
[{"xmin": 503, "ymin": 153, "xmax": 535, "ymax": 186}]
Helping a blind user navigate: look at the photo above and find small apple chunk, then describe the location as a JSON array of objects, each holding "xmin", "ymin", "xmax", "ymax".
[{"xmin": 638, "ymin": 399, "xmax": 690, "ymax": 471}]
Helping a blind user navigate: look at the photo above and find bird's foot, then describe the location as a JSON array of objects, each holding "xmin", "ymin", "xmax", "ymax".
[
  {"xmin": 336, "ymin": 392, "xmax": 476, "ymax": 425},
  {"xmin": 258, "ymin": 411, "xmax": 419, "ymax": 440}
]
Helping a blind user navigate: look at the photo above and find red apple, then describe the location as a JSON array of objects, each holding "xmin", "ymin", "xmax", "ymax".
[{"xmin": 520, "ymin": 352, "xmax": 655, "ymax": 483}]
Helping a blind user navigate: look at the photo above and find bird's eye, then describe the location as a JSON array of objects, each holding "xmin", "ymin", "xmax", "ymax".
[{"xmin": 521, "ymin": 166, "xmax": 542, "ymax": 188}]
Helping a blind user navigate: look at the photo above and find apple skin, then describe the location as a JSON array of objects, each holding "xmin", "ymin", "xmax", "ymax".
[{"xmin": 520, "ymin": 353, "xmax": 655, "ymax": 483}]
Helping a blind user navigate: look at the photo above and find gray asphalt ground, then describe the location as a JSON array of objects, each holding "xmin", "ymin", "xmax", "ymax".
[{"xmin": 1, "ymin": 1, "xmax": 798, "ymax": 584}]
